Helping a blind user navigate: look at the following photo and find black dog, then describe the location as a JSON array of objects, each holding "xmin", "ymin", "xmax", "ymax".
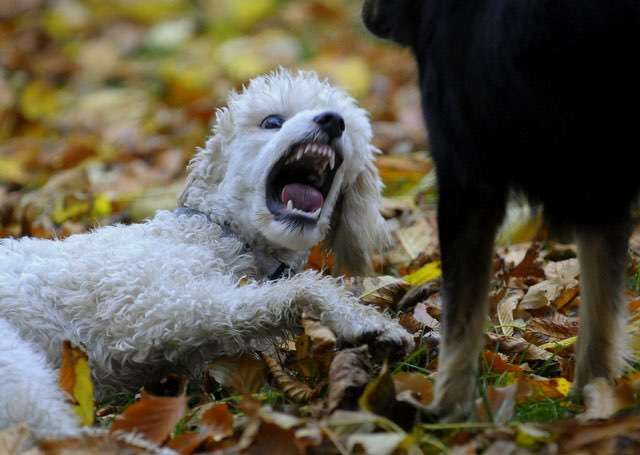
[{"xmin": 363, "ymin": 0, "xmax": 640, "ymax": 418}]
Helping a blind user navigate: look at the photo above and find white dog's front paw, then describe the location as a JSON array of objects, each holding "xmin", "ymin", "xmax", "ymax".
[{"xmin": 356, "ymin": 322, "xmax": 415, "ymax": 358}]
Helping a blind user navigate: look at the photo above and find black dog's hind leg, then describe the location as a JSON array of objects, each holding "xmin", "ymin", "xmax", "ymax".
[
  {"xmin": 574, "ymin": 222, "xmax": 631, "ymax": 392},
  {"xmin": 429, "ymin": 180, "xmax": 506, "ymax": 420}
]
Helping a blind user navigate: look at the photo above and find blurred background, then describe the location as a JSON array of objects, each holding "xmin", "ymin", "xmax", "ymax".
[{"xmin": 0, "ymin": 0, "xmax": 431, "ymax": 240}]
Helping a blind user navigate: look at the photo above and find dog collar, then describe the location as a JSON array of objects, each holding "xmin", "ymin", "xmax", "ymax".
[{"xmin": 174, "ymin": 207, "xmax": 294, "ymax": 280}]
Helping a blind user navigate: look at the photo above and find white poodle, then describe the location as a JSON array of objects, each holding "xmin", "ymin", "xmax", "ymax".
[{"xmin": 0, "ymin": 69, "xmax": 413, "ymax": 438}]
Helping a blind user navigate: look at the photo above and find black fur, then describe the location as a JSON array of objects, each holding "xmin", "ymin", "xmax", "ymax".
[{"xmin": 363, "ymin": 0, "xmax": 640, "ymax": 415}]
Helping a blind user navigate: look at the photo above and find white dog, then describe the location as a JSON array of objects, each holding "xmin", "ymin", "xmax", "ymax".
[{"xmin": 0, "ymin": 70, "xmax": 413, "ymax": 438}]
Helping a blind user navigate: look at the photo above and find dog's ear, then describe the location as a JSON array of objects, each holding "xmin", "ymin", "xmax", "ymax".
[
  {"xmin": 327, "ymin": 149, "xmax": 390, "ymax": 276},
  {"xmin": 178, "ymin": 108, "xmax": 231, "ymax": 209},
  {"xmin": 362, "ymin": 0, "xmax": 421, "ymax": 46}
]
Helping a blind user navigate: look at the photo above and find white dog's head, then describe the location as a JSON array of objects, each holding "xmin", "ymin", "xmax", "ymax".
[{"xmin": 179, "ymin": 69, "xmax": 388, "ymax": 275}]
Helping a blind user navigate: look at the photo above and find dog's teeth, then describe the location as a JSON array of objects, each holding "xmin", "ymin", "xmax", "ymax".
[
  {"xmin": 311, "ymin": 207, "xmax": 321, "ymax": 219},
  {"xmin": 286, "ymin": 200, "xmax": 293, "ymax": 211},
  {"xmin": 329, "ymin": 151, "xmax": 335, "ymax": 170},
  {"xmin": 296, "ymin": 149, "xmax": 303, "ymax": 161}
]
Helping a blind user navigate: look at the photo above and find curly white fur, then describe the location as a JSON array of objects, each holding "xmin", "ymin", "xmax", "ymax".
[{"xmin": 0, "ymin": 70, "xmax": 412, "ymax": 439}]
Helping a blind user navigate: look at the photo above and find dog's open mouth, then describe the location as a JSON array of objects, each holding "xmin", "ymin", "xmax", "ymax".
[{"xmin": 266, "ymin": 141, "xmax": 343, "ymax": 223}]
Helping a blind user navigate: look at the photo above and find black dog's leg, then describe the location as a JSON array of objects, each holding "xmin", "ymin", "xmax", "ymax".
[
  {"xmin": 429, "ymin": 180, "xmax": 506, "ymax": 420},
  {"xmin": 574, "ymin": 222, "xmax": 631, "ymax": 392}
]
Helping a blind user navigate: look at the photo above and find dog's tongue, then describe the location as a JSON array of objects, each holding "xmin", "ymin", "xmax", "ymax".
[{"xmin": 281, "ymin": 183, "xmax": 324, "ymax": 212}]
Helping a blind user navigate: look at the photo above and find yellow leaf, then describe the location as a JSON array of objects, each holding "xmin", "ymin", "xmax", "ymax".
[
  {"xmin": 403, "ymin": 261, "xmax": 441, "ymax": 286},
  {"xmin": 539, "ymin": 336, "xmax": 577, "ymax": 352},
  {"xmin": 0, "ymin": 158, "xmax": 27, "ymax": 184},
  {"xmin": 91, "ymin": 194, "xmax": 112, "ymax": 219},
  {"xmin": 554, "ymin": 377, "xmax": 572, "ymax": 397},
  {"xmin": 20, "ymin": 80, "xmax": 61, "ymax": 121},
  {"xmin": 59, "ymin": 341, "xmax": 95, "ymax": 426},
  {"xmin": 227, "ymin": 0, "xmax": 276, "ymax": 30}
]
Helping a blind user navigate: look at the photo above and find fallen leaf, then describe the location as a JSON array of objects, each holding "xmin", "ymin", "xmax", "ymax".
[
  {"xmin": 346, "ymin": 275, "xmax": 410, "ymax": 310},
  {"xmin": 496, "ymin": 288, "xmax": 525, "ymax": 336},
  {"xmin": 403, "ymin": 260, "xmax": 441, "ymax": 287},
  {"xmin": 486, "ymin": 333, "xmax": 553, "ymax": 361},
  {"xmin": 412, "ymin": 302, "xmax": 440, "ymax": 332},
  {"xmin": 208, "ymin": 355, "xmax": 267, "ymax": 395},
  {"xmin": 359, "ymin": 362, "xmax": 396, "ymax": 418},
  {"xmin": 301, "ymin": 313, "xmax": 336, "ymax": 354},
  {"xmin": 393, "ymin": 372, "xmax": 433, "ymax": 406},
  {"xmin": 260, "ymin": 352, "xmax": 316, "ymax": 402},
  {"xmin": 201, "ymin": 403, "xmax": 234, "ymax": 442},
  {"xmin": 346, "ymin": 432, "xmax": 406, "ymax": 455},
  {"xmin": 328, "ymin": 346, "xmax": 371, "ymax": 412},
  {"xmin": 110, "ymin": 394, "xmax": 187, "ymax": 445},
  {"xmin": 167, "ymin": 432, "xmax": 210, "ymax": 455},
  {"xmin": 508, "ymin": 242, "xmax": 545, "ymax": 279},
  {"xmin": 476, "ymin": 384, "xmax": 517, "ymax": 425},
  {"xmin": 59, "ymin": 341, "xmax": 95, "ymax": 426}
]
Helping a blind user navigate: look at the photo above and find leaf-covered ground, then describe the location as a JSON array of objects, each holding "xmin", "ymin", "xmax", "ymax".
[{"xmin": 3, "ymin": 1, "xmax": 640, "ymax": 454}]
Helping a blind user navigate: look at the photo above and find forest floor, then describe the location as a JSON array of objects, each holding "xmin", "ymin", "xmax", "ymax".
[{"xmin": 2, "ymin": 1, "xmax": 640, "ymax": 453}]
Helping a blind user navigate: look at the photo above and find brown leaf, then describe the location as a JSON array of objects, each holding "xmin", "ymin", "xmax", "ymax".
[
  {"xmin": 509, "ymin": 242, "xmax": 545, "ymax": 279},
  {"xmin": 553, "ymin": 286, "xmax": 580, "ymax": 311},
  {"xmin": 393, "ymin": 372, "xmax": 433, "ymax": 406},
  {"xmin": 496, "ymin": 288, "xmax": 525, "ymax": 336},
  {"xmin": 412, "ymin": 302, "xmax": 441, "ymax": 331},
  {"xmin": 110, "ymin": 395, "xmax": 187, "ymax": 445},
  {"xmin": 475, "ymin": 384, "xmax": 517, "ymax": 425},
  {"xmin": 345, "ymin": 275, "xmax": 410, "ymax": 311},
  {"xmin": 208, "ymin": 355, "xmax": 267, "ymax": 395},
  {"xmin": 244, "ymin": 422, "xmax": 303, "ymax": 455},
  {"xmin": 359, "ymin": 362, "xmax": 396, "ymax": 418},
  {"xmin": 167, "ymin": 432, "xmax": 210, "ymax": 455},
  {"xmin": 483, "ymin": 351, "xmax": 524, "ymax": 375},
  {"xmin": 327, "ymin": 346, "xmax": 371, "ymax": 412},
  {"xmin": 260, "ymin": 352, "xmax": 316, "ymax": 402},
  {"xmin": 558, "ymin": 416, "xmax": 640, "ymax": 452},
  {"xmin": 301, "ymin": 313, "xmax": 336, "ymax": 354},
  {"xmin": 485, "ymin": 332, "xmax": 553, "ymax": 361},
  {"xmin": 526, "ymin": 316, "xmax": 579, "ymax": 341},
  {"xmin": 201, "ymin": 403, "xmax": 234, "ymax": 442}
]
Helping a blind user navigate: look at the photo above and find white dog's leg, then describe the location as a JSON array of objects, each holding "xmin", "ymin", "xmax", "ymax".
[
  {"xmin": 101, "ymin": 271, "xmax": 413, "ymax": 364},
  {"xmin": 0, "ymin": 319, "xmax": 79, "ymax": 438}
]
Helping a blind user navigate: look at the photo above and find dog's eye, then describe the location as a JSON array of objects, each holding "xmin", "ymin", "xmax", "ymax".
[{"xmin": 260, "ymin": 114, "xmax": 285, "ymax": 129}]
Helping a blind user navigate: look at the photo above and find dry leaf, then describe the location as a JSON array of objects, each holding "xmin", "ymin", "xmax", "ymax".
[
  {"xmin": 110, "ymin": 394, "xmax": 187, "ymax": 445},
  {"xmin": 486, "ymin": 332, "xmax": 553, "ymax": 361},
  {"xmin": 358, "ymin": 362, "xmax": 396, "ymax": 418},
  {"xmin": 354, "ymin": 275, "xmax": 410, "ymax": 310},
  {"xmin": 328, "ymin": 346, "xmax": 371, "ymax": 412},
  {"xmin": 59, "ymin": 341, "xmax": 95, "ymax": 426},
  {"xmin": 393, "ymin": 372, "xmax": 433, "ymax": 406},
  {"xmin": 496, "ymin": 288, "xmax": 525, "ymax": 336},
  {"xmin": 260, "ymin": 352, "xmax": 316, "ymax": 402},
  {"xmin": 208, "ymin": 355, "xmax": 267, "ymax": 395},
  {"xmin": 201, "ymin": 403, "xmax": 234, "ymax": 442},
  {"xmin": 346, "ymin": 433, "xmax": 406, "ymax": 455},
  {"xmin": 476, "ymin": 384, "xmax": 517, "ymax": 425},
  {"xmin": 412, "ymin": 302, "xmax": 440, "ymax": 332},
  {"xmin": 167, "ymin": 432, "xmax": 210, "ymax": 455},
  {"xmin": 301, "ymin": 314, "xmax": 336, "ymax": 354},
  {"xmin": 508, "ymin": 243, "xmax": 545, "ymax": 279}
]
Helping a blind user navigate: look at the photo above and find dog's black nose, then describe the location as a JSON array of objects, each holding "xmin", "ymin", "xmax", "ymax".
[{"xmin": 313, "ymin": 112, "xmax": 345, "ymax": 140}]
